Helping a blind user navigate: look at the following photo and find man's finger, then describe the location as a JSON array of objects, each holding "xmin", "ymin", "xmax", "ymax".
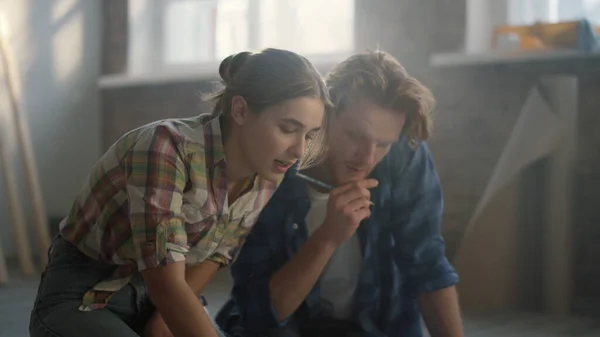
[
  {"xmin": 347, "ymin": 197, "xmax": 372, "ymax": 212},
  {"xmin": 357, "ymin": 178, "xmax": 379, "ymax": 189},
  {"xmin": 334, "ymin": 187, "xmax": 371, "ymax": 206},
  {"xmin": 330, "ymin": 178, "xmax": 379, "ymax": 196},
  {"xmin": 354, "ymin": 208, "xmax": 371, "ymax": 222}
]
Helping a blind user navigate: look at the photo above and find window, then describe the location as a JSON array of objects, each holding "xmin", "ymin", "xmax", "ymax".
[
  {"xmin": 128, "ymin": 0, "xmax": 355, "ymax": 74},
  {"xmin": 508, "ymin": 0, "xmax": 600, "ymax": 25}
]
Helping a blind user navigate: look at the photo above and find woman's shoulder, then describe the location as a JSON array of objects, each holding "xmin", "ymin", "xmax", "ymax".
[
  {"xmin": 105, "ymin": 115, "xmax": 215, "ymax": 165},
  {"xmin": 145, "ymin": 115, "xmax": 212, "ymax": 146}
]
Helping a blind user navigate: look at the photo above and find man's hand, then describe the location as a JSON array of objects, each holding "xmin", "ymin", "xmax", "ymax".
[
  {"xmin": 144, "ymin": 312, "xmax": 173, "ymax": 337},
  {"xmin": 269, "ymin": 178, "xmax": 378, "ymax": 321},
  {"xmin": 316, "ymin": 178, "xmax": 379, "ymax": 247}
]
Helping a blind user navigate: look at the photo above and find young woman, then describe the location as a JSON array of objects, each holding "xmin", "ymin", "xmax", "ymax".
[{"xmin": 29, "ymin": 48, "xmax": 332, "ymax": 337}]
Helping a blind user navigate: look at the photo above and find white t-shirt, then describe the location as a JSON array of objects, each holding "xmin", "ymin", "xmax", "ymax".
[{"xmin": 305, "ymin": 186, "xmax": 363, "ymax": 319}]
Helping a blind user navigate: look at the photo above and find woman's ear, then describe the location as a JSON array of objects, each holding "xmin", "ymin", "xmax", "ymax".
[{"xmin": 230, "ymin": 95, "xmax": 250, "ymax": 126}]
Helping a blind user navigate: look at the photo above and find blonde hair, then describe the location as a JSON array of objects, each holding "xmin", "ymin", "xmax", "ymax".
[
  {"xmin": 326, "ymin": 50, "xmax": 435, "ymax": 148},
  {"xmin": 204, "ymin": 48, "xmax": 333, "ymax": 168}
]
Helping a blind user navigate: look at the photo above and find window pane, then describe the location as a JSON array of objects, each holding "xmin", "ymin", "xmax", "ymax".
[
  {"xmin": 583, "ymin": 0, "xmax": 600, "ymax": 23},
  {"xmin": 215, "ymin": 0, "xmax": 250, "ymax": 59},
  {"xmin": 509, "ymin": 0, "xmax": 600, "ymax": 24},
  {"xmin": 160, "ymin": 0, "xmax": 354, "ymax": 65},
  {"xmin": 256, "ymin": 0, "xmax": 354, "ymax": 55},
  {"xmin": 164, "ymin": 0, "xmax": 218, "ymax": 64}
]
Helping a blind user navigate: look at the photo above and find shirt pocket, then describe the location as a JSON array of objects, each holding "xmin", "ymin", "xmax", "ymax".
[
  {"xmin": 219, "ymin": 209, "xmax": 261, "ymax": 247},
  {"xmin": 209, "ymin": 210, "xmax": 262, "ymax": 264}
]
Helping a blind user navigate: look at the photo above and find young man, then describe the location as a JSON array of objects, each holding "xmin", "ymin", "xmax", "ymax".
[{"xmin": 215, "ymin": 51, "xmax": 464, "ymax": 337}]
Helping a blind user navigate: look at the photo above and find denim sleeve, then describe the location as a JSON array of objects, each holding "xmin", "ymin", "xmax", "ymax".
[
  {"xmin": 228, "ymin": 206, "xmax": 289, "ymax": 334},
  {"xmin": 390, "ymin": 142, "xmax": 459, "ymax": 294}
]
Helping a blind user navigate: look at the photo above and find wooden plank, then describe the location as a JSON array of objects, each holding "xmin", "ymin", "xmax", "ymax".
[
  {"xmin": 0, "ymin": 238, "xmax": 8, "ymax": 284},
  {"xmin": 0, "ymin": 130, "xmax": 35, "ymax": 276},
  {"xmin": 0, "ymin": 15, "xmax": 51, "ymax": 268}
]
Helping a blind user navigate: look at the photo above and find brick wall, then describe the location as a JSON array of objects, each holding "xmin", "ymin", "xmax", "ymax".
[{"xmin": 102, "ymin": 81, "xmax": 216, "ymax": 148}]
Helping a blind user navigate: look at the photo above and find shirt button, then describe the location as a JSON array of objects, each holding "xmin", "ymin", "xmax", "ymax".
[{"xmin": 292, "ymin": 223, "xmax": 298, "ymax": 230}]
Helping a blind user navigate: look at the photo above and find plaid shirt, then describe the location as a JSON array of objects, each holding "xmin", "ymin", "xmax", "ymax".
[
  {"xmin": 60, "ymin": 114, "xmax": 281, "ymax": 311},
  {"xmin": 215, "ymin": 138, "xmax": 459, "ymax": 337}
]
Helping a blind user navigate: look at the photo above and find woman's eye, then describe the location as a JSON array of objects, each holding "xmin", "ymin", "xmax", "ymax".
[
  {"xmin": 305, "ymin": 133, "xmax": 315, "ymax": 141},
  {"xmin": 347, "ymin": 131, "xmax": 362, "ymax": 141},
  {"xmin": 279, "ymin": 126, "xmax": 295, "ymax": 134},
  {"xmin": 279, "ymin": 125, "xmax": 296, "ymax": 133}
]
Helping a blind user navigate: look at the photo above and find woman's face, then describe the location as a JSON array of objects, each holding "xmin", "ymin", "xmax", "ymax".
[{"xmin": 235, "ymin": 96, "xmax": 325, "ymax": 182}]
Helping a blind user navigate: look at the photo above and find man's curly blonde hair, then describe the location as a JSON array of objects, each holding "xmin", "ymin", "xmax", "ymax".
[{"xmin": 326, "ymin": 50, "xmax": 435, "ymax": 148}]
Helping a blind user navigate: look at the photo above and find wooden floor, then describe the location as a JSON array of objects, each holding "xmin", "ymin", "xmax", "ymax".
[
  {"xmin": 427, "ymin": 312, "xmax": 600, "ymax": 337},
  {"xmin": 2, "ymin": 273, "xmax": 599, "ymax": 336}
]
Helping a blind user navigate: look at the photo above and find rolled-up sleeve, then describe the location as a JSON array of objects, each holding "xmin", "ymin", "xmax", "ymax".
[
  {"xmin": 126, "ymin": 125, "xmax": 190, "ymax": 271},
  {"xmin": 391, "ymin": 142, "xmax": 459, "ymax": 293}
]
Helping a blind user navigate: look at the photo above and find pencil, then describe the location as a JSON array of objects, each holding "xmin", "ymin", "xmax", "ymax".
[
  {"xmin": 294, "ymin": 172, "xmax": 375, "ymax": 206},
  {"xmin": 295, "ymin": 172, "xmax": 333, "ymax": 190}
]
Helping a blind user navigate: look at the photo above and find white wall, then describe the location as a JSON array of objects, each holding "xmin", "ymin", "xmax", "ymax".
[{"xmin": 0, "ymin": 0, "xmax": 101, "ymax": 258}]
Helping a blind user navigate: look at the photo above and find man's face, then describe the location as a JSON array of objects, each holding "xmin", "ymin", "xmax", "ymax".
[{"xmin": 326, "ymin": 100, "xmax": 406, "ymax": 185}]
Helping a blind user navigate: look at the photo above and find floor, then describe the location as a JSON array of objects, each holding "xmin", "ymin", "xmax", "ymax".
[
  {"xmin": 2, "ymin": 271, "xmax": 599, "ymax": 337},
  {"xmin": 0, "ymin": 269, "xmax": 233, "ymax": 337},
  {"xmin": 449, "ymin": 312, "xmax": 600, "ymax": 337}
]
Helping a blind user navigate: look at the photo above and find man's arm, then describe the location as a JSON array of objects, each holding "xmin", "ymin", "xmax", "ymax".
[
  {"xmin": 269, "ymin": 179, "xmax": 377, "ymax": 320},
  {"xmin": 388, "ymin": 142, "xmax": 462, "ymax": 337},
  {"xmin": 226, "ymin": 178, "xmax": 375, "ymax": 334},
  {"xmin": 268, "ymin": 228, "xmax": 337, "ymax": 320},
  {"xmin": 419, "ymin": 286, "xmax": 463, "ymax": 337}
]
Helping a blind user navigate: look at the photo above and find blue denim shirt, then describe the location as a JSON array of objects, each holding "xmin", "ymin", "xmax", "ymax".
[{"xmin": 215, "ymin": 139, "xmax": 459, "ymax": 337}]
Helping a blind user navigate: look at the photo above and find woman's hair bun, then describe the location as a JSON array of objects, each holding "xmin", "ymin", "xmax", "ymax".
[{"xmin": 218, "ymin": 51, "xmax": 252, "ymax": 84}]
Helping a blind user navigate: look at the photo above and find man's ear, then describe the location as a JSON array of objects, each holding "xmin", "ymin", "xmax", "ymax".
[{"xmin": 230, "ymin": 95, "xmax": 250, "ymax": 126}]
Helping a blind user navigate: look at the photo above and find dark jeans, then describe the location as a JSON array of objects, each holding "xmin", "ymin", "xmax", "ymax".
[
  {"xmin": 268, "ymin": 319, "xmax": 363, "ymax": 337},
  {"xmin": 29, "ymin": 235, "xmax": 225, "ymax": 337},
  {"xmin": 222, "ymin": 311, "xmax": 363, "ymax": 337}
]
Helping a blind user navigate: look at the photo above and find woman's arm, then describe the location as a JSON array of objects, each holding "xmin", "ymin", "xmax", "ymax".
[
  {"xmin": 144, "ymin": 261, "xmax": 221, "ymax": 337},
  {"xmin": 143, "ymin": 261, "xmax": 219, "ymax": 337},
  {"xmin": 185, "ymin": 260, "xmax": 221, "ymax": 294},
  {"xmin": 126, "ymin": 125, "xmax": 222, "ymax": 336}
]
